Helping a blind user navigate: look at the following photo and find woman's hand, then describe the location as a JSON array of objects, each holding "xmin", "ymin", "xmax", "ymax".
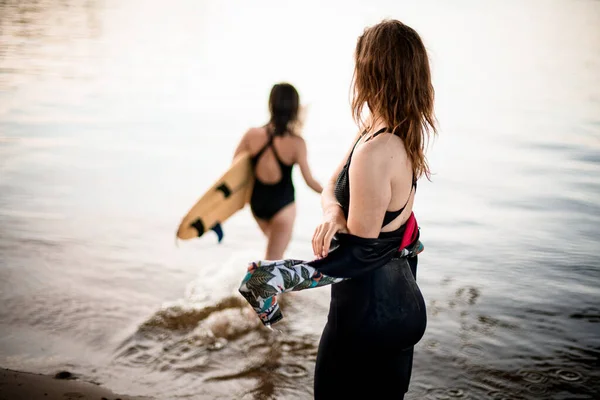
[{"xmin": 312, "ymin": 206, "xmax": 348, "ymax": 259}]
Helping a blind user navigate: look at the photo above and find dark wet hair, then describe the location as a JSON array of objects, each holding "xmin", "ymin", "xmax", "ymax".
[{"xmin": 268, "ymin": 83, "xmax": 300, "ymax": 136}]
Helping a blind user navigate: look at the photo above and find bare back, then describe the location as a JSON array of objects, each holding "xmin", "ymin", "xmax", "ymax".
[{"xmin": 245, "ymin": 127, "xmax": 301, "ymax": 184}]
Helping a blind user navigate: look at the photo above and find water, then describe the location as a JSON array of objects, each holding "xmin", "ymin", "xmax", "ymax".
[{"xmin": 1, "ymin": 0, "xmax": 599, "ymax": 398}]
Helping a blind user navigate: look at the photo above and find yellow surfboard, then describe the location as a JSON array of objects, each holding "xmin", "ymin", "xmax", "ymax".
[{"xmin": 176, "ymin": 152, "xmax": 254, "ymax": 242}]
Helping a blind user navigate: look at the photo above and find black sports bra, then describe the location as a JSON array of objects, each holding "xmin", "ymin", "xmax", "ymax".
[{"xmin": 333, "ymin": 128, "xmax": 416, "ymax": 229}]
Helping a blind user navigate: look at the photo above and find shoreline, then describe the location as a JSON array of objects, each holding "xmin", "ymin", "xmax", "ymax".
[{"xmin": 0, "ymin": 368, "xmax": 150, "ymax": 400}]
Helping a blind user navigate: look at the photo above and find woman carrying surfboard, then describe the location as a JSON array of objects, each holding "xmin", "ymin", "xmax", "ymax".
[
  {"xmin": 238, "ymin": 19, "xmax": 435, "ymax": 399},
  {"xmin": 233, "ymin": 83, "xmax": 323, "ymax": 260}
]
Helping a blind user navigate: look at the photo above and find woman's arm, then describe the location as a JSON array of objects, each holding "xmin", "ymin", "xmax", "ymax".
[
  {"xmin": 346, "ymin": 141, "xmax": 391, "ymax": 238},
  {"xmin": 296, "ymin": 138, "xmax": 323, "ymax": 194},
  {"xmin": 320, "ymin": 132, "xmax": 361, "ymax": 215},
  {"xmin": 312, "ymin": 132, "xmax": 362, "ymax": 258}
]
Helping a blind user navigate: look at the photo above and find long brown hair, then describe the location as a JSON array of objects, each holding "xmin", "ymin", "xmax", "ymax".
[{"xmin": 352, "ymin": 19, "xmax": 437, "ymax": 180}]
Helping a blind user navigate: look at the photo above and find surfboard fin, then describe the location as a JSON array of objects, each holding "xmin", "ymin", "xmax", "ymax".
[
  {"xmin": 211, "ymin": 223, "xmax": 224, "ymax": 243},
  {"xmin": 191, "ymin": 219, "xmax": 205, "ymax": 237}
]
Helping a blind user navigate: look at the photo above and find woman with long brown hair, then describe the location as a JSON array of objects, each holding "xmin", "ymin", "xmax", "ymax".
[
  {"xmin": 238, "ymin": 20, "xmax": 435, "ymax": 399},
  {"xmin": 310, "ymin": 19, "xmax": 436, "ymax": 398}
]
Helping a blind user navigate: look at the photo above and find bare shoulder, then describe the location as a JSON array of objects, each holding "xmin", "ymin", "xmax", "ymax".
[
  {"xmin": 245, "ymin": 126, "xmax": 267, "ymax": 140},
  {"xmin": 370, "ymin": 133, "xmax": 408, "ymax": 162},
  {"xmin": 290, "ymin": 134, "xmax": 306, "ymax": 147},
  {"xmin": 285, "ymin": 134, "xmax": 306, "ymax": 158},
  {"xmin": 357, "ymin": 133, "xmax": 404, "ymax": 161},
  {"xmin": 351, "ymin": 133, "xmax": 409, "ymax": 176},
  {"xmin": 242, "ymin": 126, "xmax": 268, "ymax": 149}
]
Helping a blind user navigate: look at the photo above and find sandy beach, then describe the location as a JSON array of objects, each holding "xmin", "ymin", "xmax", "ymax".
[{"xmin": 0, "ymin": 368, "xmax": 149, "ymax": 400}]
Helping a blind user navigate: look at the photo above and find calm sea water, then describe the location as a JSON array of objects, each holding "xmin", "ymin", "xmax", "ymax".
[{"xmin": 1, "ymin": 0, "xmax": 599, "ymax": 399}]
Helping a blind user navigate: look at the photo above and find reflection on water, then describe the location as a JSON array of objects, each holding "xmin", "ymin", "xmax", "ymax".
[
  {"xmin": 111, "ymin": 286, "xmax": 321, "ymax": 399},
  {"xmin": 0, "ymin": 0, "xmax": 101, "ymax": 91},
  {"xmin": 1, "ymin": 0, "xmax": 600, "ymax": 399}
]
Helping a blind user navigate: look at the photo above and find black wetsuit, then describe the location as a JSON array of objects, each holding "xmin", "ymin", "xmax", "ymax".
[
  {"xmin": 249, "ymin": 129, "xmax": 295, "ymax": 221},
  {"xmin": 314, "ymin": 128, "xmax": 426, "ymax": 399}
]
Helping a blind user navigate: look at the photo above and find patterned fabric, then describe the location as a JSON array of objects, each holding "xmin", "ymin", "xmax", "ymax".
[
  {"xmin": 238, "ymin": 259, "xmax": 345, "ymax": 326},
  {"xmin": 238, "ymin": 242, "xmax": 424, "ymax": 327}
]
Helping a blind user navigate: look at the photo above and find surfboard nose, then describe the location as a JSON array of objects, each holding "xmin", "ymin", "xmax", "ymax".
[
  {"xmin": 176, "ymin": 226, "xmax": 193, "ymax": 240},
  {"xmin": 176, "ymin": 219, "xmax": 224, "ymax": 242},
  {"xmin": 176, "ymin": 218, "xmax": 205, "ymax": 240}
]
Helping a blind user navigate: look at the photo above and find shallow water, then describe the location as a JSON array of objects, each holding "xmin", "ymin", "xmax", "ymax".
[{"xmin": 1, "ymin": 0, "xmax": 599, "ymax": 399}]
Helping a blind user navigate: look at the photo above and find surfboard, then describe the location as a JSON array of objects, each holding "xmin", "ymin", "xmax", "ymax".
[{"xmin": 176, "ymin": 152, "xmax": 254, "ymax": 242}]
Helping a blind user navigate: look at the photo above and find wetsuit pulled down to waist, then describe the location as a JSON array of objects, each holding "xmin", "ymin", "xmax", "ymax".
[
  {"xmin": 237, "ymin": 213, "xmax": 424, "ymax": 328},
  {"xmin": 237, "ymin": 213, "xmax": 427, "ymax": 399}
]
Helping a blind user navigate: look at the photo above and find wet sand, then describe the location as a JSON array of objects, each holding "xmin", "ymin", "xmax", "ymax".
[{"xmin": 0, "ymin": 368, "xmax": 149, "ymax": 400}]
